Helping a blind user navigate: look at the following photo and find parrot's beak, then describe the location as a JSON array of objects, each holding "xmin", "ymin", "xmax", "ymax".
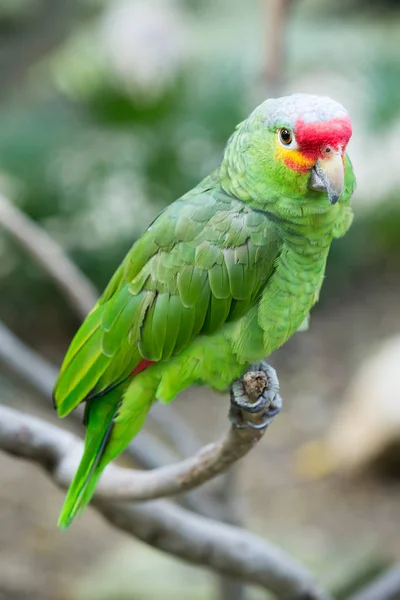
[{"xmin": 308, "ymin": 151, "xmax": 344, "ymax": 205}]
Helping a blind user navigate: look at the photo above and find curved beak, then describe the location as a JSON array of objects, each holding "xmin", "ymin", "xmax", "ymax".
[{"xmin": 308, "ymin": 151, "xmax": 344, "ymax": 205}]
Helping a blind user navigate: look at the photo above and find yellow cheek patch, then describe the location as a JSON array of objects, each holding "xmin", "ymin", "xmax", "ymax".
[{"xmin": 275, "ymin": 144, "xmax": 315, "ymax": 173}]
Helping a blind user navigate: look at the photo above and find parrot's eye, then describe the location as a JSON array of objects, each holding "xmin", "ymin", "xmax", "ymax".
[{"xmin": 278, "ymin": 128, "xmax": 297, "ymax": 149}]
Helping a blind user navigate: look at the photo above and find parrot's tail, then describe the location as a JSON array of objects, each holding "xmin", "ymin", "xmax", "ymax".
[
  {"xmin": 57, "ymin": 386, "xmax": 123, "ymax": 530},
  {"xmin": 58, "ymin": 375, "xmax": 156, "ymax": 529}
]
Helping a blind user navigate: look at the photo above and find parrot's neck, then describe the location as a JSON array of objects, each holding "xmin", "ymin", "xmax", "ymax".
[
  {"xmin": 271, "ymin": 201, "xmax": 352, "ymax": 251},
  {"xmin": 216, "ymin": 164, "xmax": 351, "ymax": 251}
]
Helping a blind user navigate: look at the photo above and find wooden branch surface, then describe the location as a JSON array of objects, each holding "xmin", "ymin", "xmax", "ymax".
[
  {"xmin": 0, "ymin": 404, "xmax": 331, "ymax": 600},
  {"xmin": 0, "ymin": 352, "xmax": 271, "ymax": 503}
]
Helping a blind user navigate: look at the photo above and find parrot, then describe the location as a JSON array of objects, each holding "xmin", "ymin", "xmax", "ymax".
[{"xmin": 54, "ymin": 93, "xmax": 356, "ymax": 528}]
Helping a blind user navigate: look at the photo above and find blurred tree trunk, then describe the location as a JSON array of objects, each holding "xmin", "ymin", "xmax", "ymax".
[
  {"xmin": 263, "ymin": 0, "xmax": 296, "ymax": 95},
  {"xmin": 216, "ymin": 468, "xmax": 246, "ymax": 600}
]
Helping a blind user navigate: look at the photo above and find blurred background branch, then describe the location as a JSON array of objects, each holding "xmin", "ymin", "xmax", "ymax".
[
  {"xmin": 347, "ymin": 565, "xmax": 400, "ymax": 600},
  {"xmin": 0, "ymin": 191, "xmax": 97, "ymax": 319},
  {"xmin": 263, "ymin": 0, "xmax": 296, "ymax": 94}
]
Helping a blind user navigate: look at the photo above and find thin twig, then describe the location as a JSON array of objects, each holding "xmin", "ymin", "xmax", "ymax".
[
  {"xmin": 0, "ymin": 192, "xmax": 97, "ymax": 319},
  {"xmin": 346, "ymin": 565, "xmax": 400, "ymax": 600},
  {"xmin": 0, "ymin": 405, "xmax": 331, "ymax": 600}
]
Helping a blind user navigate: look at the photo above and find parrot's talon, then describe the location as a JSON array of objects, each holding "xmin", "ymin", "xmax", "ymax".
[
  {"xmin": 229, "ymin": 362, "xmax": 282, "ymax": 430},
  {"xmin": 229, "ymin": 395, "xmax": 282, "ymax": 430},
  {"xmin": 230, "ymin": 394, "xmax": 266, "ymax": 413}
]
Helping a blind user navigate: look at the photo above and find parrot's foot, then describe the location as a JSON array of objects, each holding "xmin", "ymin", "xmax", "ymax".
[{"xmin": 229, "ymin": 361, "xmax": 282, "ymax": 430}]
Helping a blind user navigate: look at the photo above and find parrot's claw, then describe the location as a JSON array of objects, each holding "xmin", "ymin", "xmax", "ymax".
[{"xmin": 229, "ymin": 361, "xmax": 282, "ymax": 430}]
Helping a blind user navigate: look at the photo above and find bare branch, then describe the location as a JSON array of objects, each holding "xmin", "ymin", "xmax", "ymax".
[
  {"xmin": 0, "ymin": 320, "xmax": 56, "ymax": 398},
  {"xmin": 98, "ymin": 499, "xmax": 331, "ymax": 600},
  {"xmin": 53, "ymin": 367, "xmax": 276, "ymax": 503},
  {"xmin": 347, "ymin": 565, "xmax": 400, "ymax": 600},
  {"xmin": 0, "ymin": 405, "xmax": 331, "ymax": 600},
  {"xmin": 0, "ymin": 191, "xmax": 97, "ymax": 318},
  {"xmin": 91, "ymin": 419, "xmax": 267, "ymax": 503},
  {"xmin": 0, "ymin": 316, "xmax": 276, "ymax": 505},
  {"xmin": 0, "ymin": 319, "xmax": 236, "ymax": 516}
]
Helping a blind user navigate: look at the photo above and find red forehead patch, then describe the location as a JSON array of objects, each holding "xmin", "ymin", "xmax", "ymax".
[{"xmin": 295, "ymin": 116, "xmax": 352, "ymax": 157}]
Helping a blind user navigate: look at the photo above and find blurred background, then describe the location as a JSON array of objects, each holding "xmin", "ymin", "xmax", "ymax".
[{"xmin": 1, "ymin": 0, "xmax": 400, "ymax": 598}]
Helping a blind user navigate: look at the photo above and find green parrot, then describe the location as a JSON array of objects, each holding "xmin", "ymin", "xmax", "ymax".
[{"xmin": 54, "ymin": 93, "xmax": 356, "ymax": 528}]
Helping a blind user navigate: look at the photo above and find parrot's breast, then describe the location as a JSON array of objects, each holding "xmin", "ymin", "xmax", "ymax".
[{"xmin": 257, "ymin": 242, "xmax": 329, "ymax": 355}]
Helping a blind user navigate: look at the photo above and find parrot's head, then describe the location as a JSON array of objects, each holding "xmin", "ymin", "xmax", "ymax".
[{"xmin": 221, "ymin": 93, "xmax": 354, "ymax": 214}]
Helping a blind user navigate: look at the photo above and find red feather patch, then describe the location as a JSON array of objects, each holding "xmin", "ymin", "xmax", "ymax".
[
  {"xmin": 131, "ymin": 359, "xmax": 155, "ymax": 377},
  {"xmin": 295, "ymin": 116, "xmax": 352, "ymax": 158}
]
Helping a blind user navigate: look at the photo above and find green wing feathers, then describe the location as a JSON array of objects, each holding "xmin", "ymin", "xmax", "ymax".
[
  {"xmin": 54, "ymin": 182, "xmax": 279, "ymax": 418},
  {"xmin": 53, "ymin": 178, "xmax": 281, "ymax": 526}
]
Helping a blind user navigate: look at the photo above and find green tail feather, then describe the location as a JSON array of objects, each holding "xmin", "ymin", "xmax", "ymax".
[{"xmin": 57, "ymin": 387, "xmax": 122, "ymax": 529}]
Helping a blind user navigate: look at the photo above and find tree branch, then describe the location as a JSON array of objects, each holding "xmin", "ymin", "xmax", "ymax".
[
  {"xmin": 0, "ymin": 192, "xmax": 275, "ymax": 517},
  {"xmin": 83, "ymin": 417, "xmax": 267, "ymax": 503},
  {"xmin": 347, "ymin": 565, "xmax": 400, "ymax": 600},
  {"xmin": 0, "ymin": 320, "xmax": 188, "ymax": 479},
  {"xmin": 1, "ymin": 293, "xmax": 280, "ymax": 501},
  {"xmin": 2, "ymin": 361, "xmax": 274, "ymax": 502},
  {"xmin": 0, "ymin": 319, "xmax": 257, "ymax": 516},
  {"xmin": 0, "ymin": 191, "xmax": 97, "ymax": 319},
  {"xmin": 0, "ymin": 319, "xmax": 180, "ymax": 470},
  {"xmin": 0, "ymin": 404, "xmax": 331, "ymax": 600}
]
